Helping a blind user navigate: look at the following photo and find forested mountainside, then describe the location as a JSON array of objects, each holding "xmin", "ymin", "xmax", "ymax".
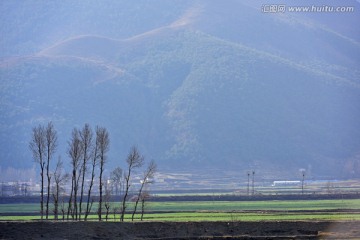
[{"xmin": 1, "ymin": 0, "xmax": 359, "ymax": 178}]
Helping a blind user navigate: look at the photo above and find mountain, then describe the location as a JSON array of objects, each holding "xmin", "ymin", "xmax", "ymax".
[{"xmin": 1, "ymin": 0, "xmax": 360, "ymax": 179}]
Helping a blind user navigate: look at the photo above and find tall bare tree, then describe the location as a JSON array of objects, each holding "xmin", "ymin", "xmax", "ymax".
[
  {"xmin": 67, "ymin": 128, "xmax": 83, "ymax": 220},
  {"xmin": 96, "ymin": 126, "xmax": 110, "ymax": 221},
  {"xmin": 131, "ymin": 160, "xmax": 156, "ymax": 221},
  {"xmin": 79, "ymin": 124, "xmax": 93, "ymax": 220},
  {"xmin": 29, "ymin": 124, "xmax": 46, "ymax": 220},
  {"xmin": 52, "ymin": 157, "xmax": 68, "ymax": 220},
  {"xmin": 120, "ymin": 146, "xmax": 144, "ymax": 222},
  {"xmin": 84, "ymin": 129, "xmax": 100, "ymax": 221},
  {"xmin": 110, "ymin": 167, "xmax": 123, "ymax": 196},
  {"xmin": 45, "ymin": 122, "xmax": 57, "ymax": 219}
]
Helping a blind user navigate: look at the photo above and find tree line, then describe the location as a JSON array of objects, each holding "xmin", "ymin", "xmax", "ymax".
[{"xmin": 29, "ymin": 122, "xmax": 156, "ymax": 221}]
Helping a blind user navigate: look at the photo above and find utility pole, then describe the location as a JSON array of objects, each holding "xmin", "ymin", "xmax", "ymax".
[
  {"xmin": 247, "ymin": 172, "xmax": 250, "ymax": 196},
  {"xmin": 301, "ymin": 172, "xmax": 305, "ymax": 195},
  {"xmin": 252, "ymin": 170, "xmax": 255, "ymax": 195}
]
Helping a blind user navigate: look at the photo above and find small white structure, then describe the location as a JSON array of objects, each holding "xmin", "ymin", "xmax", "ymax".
[{"xmin": 272, "ymin": 180, "xmax": 301, "ymax": 186}]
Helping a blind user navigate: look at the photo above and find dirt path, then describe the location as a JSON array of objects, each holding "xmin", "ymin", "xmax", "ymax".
[{"xmin": 0, "ymin": 221, "xmax": 359, "ymax": 239}]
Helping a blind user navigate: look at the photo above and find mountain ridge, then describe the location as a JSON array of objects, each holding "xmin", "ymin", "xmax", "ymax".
[{"xmin": 1, "ymin": 0, "xmax": 359, "ymax": 178}]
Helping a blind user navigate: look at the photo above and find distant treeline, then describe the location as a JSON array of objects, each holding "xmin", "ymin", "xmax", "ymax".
[{"xmin": 2, "ymin": 193, "xmax": 360, "ymax": 204}]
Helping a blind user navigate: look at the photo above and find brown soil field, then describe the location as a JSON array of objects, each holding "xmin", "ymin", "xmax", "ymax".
[{"xmin": 0, "ymin": 221, "xmax": 359, "ymax": 239}]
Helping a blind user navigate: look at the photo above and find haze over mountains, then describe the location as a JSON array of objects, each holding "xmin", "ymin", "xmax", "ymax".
[{"xmin": 1, "ymin": 0, "xmax": 360, "ymax": 179}]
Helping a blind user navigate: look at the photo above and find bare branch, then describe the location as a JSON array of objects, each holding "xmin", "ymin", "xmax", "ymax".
[
  {"xmin": 121, "ymin": 146, "xmax": 145, "ymax": 222},
  {"xmin": 79, "ymin": 123, "xmax": 93, "ymax": 220},
  {"xmin": 45, "ymin": 121, "xmax": 57, "ymax": 219},
  {"xmin": 131, "ymin": 160, "xmax": 157, "ymax": 221},
  {"xmin": 126, "ymin": 146, "xmax": 144, "ymax": 170},
  {"xmin": 29, "ymin": 124, "xmax": 46, "ymax": 220},
  {"xmin": 29, "ymin": 125, "xmax": 46, "ymax": 166},
  {"xmin": 96, "ymin": 126, "xmax": 110, "ymax": 221},
  {"xmin": 67, "ymin": 128, "xmax": 84, "ymax": 220},
  {"xmin": 110, "ymin": 167, "xmax": 123, "ymax": 196},
  {"xmin": 45, "ymin": 121, "xmax": 57, "ymax": 162},
  {"xmin": 52, "ymin": 156, "xmax": 69, "ymax": 220}
]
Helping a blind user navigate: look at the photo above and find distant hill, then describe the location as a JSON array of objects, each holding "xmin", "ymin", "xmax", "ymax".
[{"xmin": 1, "ymin": 0, "xmax": 360, "ymax": 179}]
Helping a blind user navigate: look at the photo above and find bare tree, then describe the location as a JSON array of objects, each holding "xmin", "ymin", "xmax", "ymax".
[
  {"xmin": 120, "ymin": 146, "xmax": 144, "ymax": 222},
  {"xmin": 29, "ymin": 124, "xmax": 46, "ymax": 220},
  {"xmin": 67, "ymin": 128, "xmax": 83, "ymax": 220},
  {"xmin": 84, "ymin": 129, "xmax": 100, "ymax": 221},
  {"xmin": 45, "ymin": 122, "xmax": 57, "ymax": 219},
  {"xmin": 52, "ymin": 157, "xmax": 68, "ymax": 220},
  {"xmin": 79, "ymin": 124, "xmax": 93, "ymax": 220},
  {"xmin": 96, "ymin": 126, "xmax": 110, "ymax": 221},
  {"xmin": 131, "ymin": 160, "xmax": 156, "ymax": 221},
  {"xmin": 110, "ymin": 167, "xmax": 123, "ymax": 196}
]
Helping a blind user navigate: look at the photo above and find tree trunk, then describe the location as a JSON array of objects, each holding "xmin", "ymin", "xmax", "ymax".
[
  {"xmin": 131, "ymin": 184, "xmax": 144, "ymax": 221},
  {"xmin": 98, "ymin": 164, "xmax": 104, "ymax": 221},
  {"xmin": 40, "ymin": 167, "xmax": 44, "ymax": 220},
  {"xmin": 74, "ymin": 170, "xmax": 81, "ymax": 220},
  {"xmin": 67, "ymin": 174, "xmax": 74, "ymax": 220},
  {"xmin": 79, "ymin": 124, "xmax": 92, "ymax": 221},
  {"xmin": 85, "ymin": 169, "xmax": 95, "ymax": 221},
  {"xmin": 120, "ymin": 173, "xmax": 130, "ymax": 222},
  {"xmin": 46, "ymin": 165, "xmax": 51, "ymax": 219},
  {"xmin": 79, "ymin": 166, "xmax": 86, "ymax": 220},
  {"xmin": 53, "ymin": 192, "xmax": 58, "ymax": 220}
]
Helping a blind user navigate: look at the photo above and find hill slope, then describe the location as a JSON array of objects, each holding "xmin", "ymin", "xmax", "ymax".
[{"xmin": 1, "ymin": 0, "xmax": 360, "ymax": 178}]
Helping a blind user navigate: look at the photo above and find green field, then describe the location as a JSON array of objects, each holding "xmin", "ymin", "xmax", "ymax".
[
  {"xmin": 147, "ymin": 199, "xmax": 360, "ymax": 211},
  {"xmin": 1, "ymin": 199, "xmax": 360, "ymax": 222}
]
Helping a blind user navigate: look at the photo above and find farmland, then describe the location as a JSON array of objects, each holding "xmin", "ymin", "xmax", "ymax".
[
  {"xmin": 1, "ymin": 219, "xmax": 359, "ymax": 239},
  {"xmin": 1, "ymin": 179, "xmax": 360, "ymax": 222},
  {"xmin": 1, "ymin": 180, "xmax": 360, "ymax": 238},
  {"xmin": 1, "ymin": 196, "xmax": 360, "ymax": 238},
  {"xmin": 1, "ymin": 199, "xmax": 360, "ymax": 221}
]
